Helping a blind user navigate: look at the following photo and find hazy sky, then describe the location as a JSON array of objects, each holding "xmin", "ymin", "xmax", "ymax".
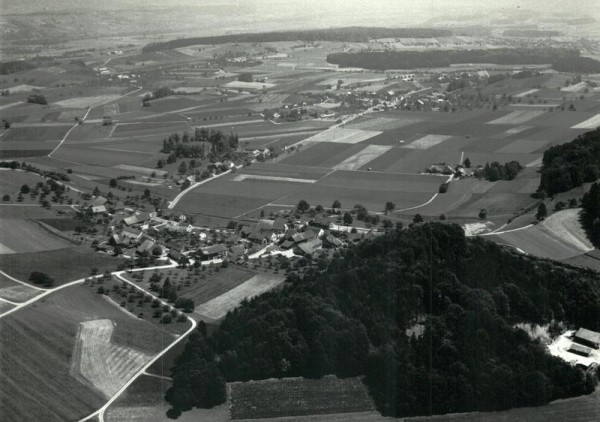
[{"xmin": 4, "ymin": 0, "xmax": 599, "ymax": 33}]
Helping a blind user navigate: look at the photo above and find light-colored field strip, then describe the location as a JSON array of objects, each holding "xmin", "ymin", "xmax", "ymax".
[
  {"xmin": 0, "ymin": 101, "xmax": 23, "ymax": 111},
  {"xmin": 333, "ymin": 145, "xmax": 392, "ymax": 170},
  {"xmin": 403, "ymin": 134, "xmax": 453, "ymax": 150},
  {"xmin": 197, "ymin": 274, "xmax": 284, "ymax": 320},
  {"xmin": 488, "ymin": 110, "xmax": 545, "ymax": 125},
  {"xmin": 224, "ymin": 81, "xmax": 276, "ymax": 90},
  {"xmin": 299, "ymin": 128, "xmax": 382, "ymax": 145},
  {"xmin": 540, "ymin": 208, "xmax": 593, "ymax": 253},
  {"xmin": 561, "ymin": 81, "xmax": 587, "ymax": 92},
  {"xmin": 0, "ymin": 241, "xmax": 15, "ymax": 254},
  {"xmin": 71, "ymin": 319, "xmax": 152, "ymax": 398},
  {"xmin": 514, "ymin": 89, "xmax": 539, "ymax": 98},
  {"xmin": 572, "ymin": 114, "xmax": 600, "ymax": 129},
  {"xmin": 232, "ymin": 174, "xmax": 317, "ymax": 183},
  {"xmin": 504, "ymin": 125, "xmax": 532, "ymax": 135},
  {"xmin": 55, "ymin": 95, "xmax": 122, "ymax": 109}
]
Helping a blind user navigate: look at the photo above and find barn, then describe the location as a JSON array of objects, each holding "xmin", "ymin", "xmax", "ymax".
[{"xmin": 573, "ymin": 328, "xmax": 600, "ymax": 349}]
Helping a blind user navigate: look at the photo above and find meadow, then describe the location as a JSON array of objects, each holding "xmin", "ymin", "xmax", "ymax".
[{"xmin": 0, "ymin": 285, "xmax": 170, "ymax": 421}]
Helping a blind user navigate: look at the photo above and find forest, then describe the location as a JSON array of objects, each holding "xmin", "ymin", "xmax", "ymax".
[
  {"xmin": 326, "ymin": 48, "xmax": 600, "ymax": 72},
  {"xmin": 581, "ymin": 182, "xmax": 600, "ymax": 247},
  {"xmin": 0, "ymin": 59, "xmax": 36, "ymax": 75},
  {"xmin": 142, "ymin": 27, "xmax": 451, "ymax": 52},
  {"xmin": 538, "ymin": 128, "xmax": 600, "ymax": 195},
  {"xmin": 161, "ymin": 128, "xmax": 239, "ymax": 161},
  {"xmin": 166, "ymin": 223, "xmax": 600, "ymax": 418}
]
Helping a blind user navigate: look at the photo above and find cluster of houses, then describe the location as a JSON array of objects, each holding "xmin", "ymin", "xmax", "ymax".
[{"xmin": 87, "ymin": 195, "xmax": 382, "ymax": 267}]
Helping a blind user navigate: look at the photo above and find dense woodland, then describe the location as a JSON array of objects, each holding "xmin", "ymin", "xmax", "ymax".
[
  {"xmin": 0, "ymin": 60, "xmax": 36, "ymax": 75},
  {"xmin": 538, "ymin": 129, "xmax": 600, "ymax": 195},
  {"xmin": 161, "ymin": 128, "xmax": 239, "ymax": 162},
  {"xmin": 326, "ymin": 48, "xmax": 600, "ymax": 72},
  {"xmin": 166, "ymin": 223, "xmax": 599, "ymax": 418},
  {"xmin": 142, "ymin": 27, "xmax": 451, "ymax": 52},
  {"xmin": 581, "ymin": 182, "xmax": 600, "ymax": 246}
]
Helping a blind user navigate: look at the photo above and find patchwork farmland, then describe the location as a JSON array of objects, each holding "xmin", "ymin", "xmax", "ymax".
[
  {"xmin": 0, "ymin": 286, "xmax": 171, "ymax": 421},
  {"xmin": 2, "ymin": 12, "xmax": 600, "ymax": 422}
]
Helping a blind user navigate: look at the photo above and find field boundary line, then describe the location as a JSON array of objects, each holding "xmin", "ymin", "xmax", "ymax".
[{"xmin": 47, "ymin": 107, "xmax": 93, "ymax": 158}]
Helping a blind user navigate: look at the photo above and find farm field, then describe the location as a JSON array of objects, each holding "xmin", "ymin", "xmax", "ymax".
[
  {"xmin": 402, "ymin": 390, "xmax": 600, "ymax": 422},
  {"xmin": 0, "ymin": 247, "xmax": 124, "ymax": 286},
  {"xmin": 0, "ymin": 285, "xmax": 169, "ymax": 422},
  {"xmin": 491, "ymin": 208, "xmax": 593, "ymax": 260},
  {"xmin": 0, "ymin": 218, "xmax": 74, "ymax": 254},
  {"xmin": 105, "ymin": 375, "xmax": 228, "ymax": 422},
  {"xmin": 1, "ymin": 126, "xmax": 70, "ymax": 143},
  {"xmin": 196, "ymin": 273, "xmax": 285, "ymax": 320},
  {"xmin": 123, "ymin": 264, "xmax": 259, "ymax": 310},
  {"xmin": 229, "ymin": 375, "xmax": 375, "ymax": 420}
]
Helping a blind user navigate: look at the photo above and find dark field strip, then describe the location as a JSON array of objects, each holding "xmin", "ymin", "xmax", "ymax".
[{"xmin": 0, "ymin": 149, "xmax": 52, "ymax": 158}]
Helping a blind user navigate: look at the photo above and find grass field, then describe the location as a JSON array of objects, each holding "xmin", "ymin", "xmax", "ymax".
[
  {"xmin": 0, "ymin": 285, "xmax": 170, "ymax": 421},
  {"xmin": 196, "ymin": 273, "xmax": 285, "ymax": 320},
  {"xmin": 72, "ymin": 319, "xmax": 152, "ymax": 398},
  {"xmin": 300, "ymin": 128, "xmax": 382, "ymax": 145},
  {"xmin": 1, "ymin": 126, "xmax": 70, "ymax": 143},
  {"xmin": 492, "ymin": 208, "xmax": 593, "ymax": 261},
  {"xmin": 333, "ymin": 145, "xmax": 392, "ymax": 170},
  {"xmin": 105, "ymin": 375, "xmax": 229, "ymax": 422},
  {"xmin": 0, "ymin": 272, "xmax": 43, "ymax": 302},
  {"xmin": 0, "ymin": 219, "xmax": 74, "ymax": 254},
  {"xmin": 125, "ymin": 264, "xmax": 258, "ymax": 307},
  {"xmin": 0, "ymin": 247, "xmax": 124, "ymax": 286},
  {"xmin": 229, "ymin": 375, "xmax": 375, "ymax": 420}
]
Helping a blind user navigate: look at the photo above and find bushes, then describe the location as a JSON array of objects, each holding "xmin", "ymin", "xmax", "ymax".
[{"xmin": 29, "ymin": 271, "xmax": 54, "ymax": 287}]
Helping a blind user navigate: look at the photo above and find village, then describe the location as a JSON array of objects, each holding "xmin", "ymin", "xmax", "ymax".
[{"xmin": 79, "ymin": 189, "xmax": 388, "ymax": 274}]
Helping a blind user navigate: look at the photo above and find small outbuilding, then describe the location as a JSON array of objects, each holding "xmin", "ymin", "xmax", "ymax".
[{"xmin": 574, "ymin": 328, "xmax": 600, "ymax": 349}]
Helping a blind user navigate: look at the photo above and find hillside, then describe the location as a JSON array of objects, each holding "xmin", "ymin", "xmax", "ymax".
[{"xmin": 166, "ymin": 223, "xmax": 600, "ymax": 418}]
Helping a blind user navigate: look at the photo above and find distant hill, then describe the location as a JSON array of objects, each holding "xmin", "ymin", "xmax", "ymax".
[
  {"xmin": 326, "ymin": 48, "xmax": 600, "ymax": 72},
  {"xmin": 141, "ymin": 27, "xmax": 453, "ymax": 53}
]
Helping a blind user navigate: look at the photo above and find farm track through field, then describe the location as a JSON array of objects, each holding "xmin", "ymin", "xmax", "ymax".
[
  {"xmin": 48, "ymin": 87, "xmax": 142, "ymax": 160},
  {"xmin": 0, "ymin": 260, "xmax": 196, "ymax": 422}
]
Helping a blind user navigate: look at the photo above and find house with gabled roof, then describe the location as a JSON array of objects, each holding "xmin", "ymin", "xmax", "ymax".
[
  {"xmin": 199, "ymin": 244, "xmax": 228, "ymax": 260},
  {"xmin": 295, "ymin": 238, "xmax": 322, "ymax": 258},
  {"xmin": 91, "ymin": 205, "xmax": 107, "ymax": 214},
  {"xmin": 122, "ymin": 227, "xmax": 143, "ymax": 243},
  {"xmin": 136, "ymin": 239, "xmax": 156, "ymax": 255}
]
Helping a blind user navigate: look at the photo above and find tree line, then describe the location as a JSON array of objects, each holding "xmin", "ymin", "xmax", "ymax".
[
  {"xmin": 326, "ymin": 48, "xmax": 600, "ymax": 72},
  {"xmin": 166, "ymin": 223, "xmax": 600, "ymax": 418},
  {"xmin": 142, "ymin": 27, "xmax": 452, "ymax": 52},
  {"xmin": 538, "ymin": 128, "xmax": 600, "ymax": 196}
]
